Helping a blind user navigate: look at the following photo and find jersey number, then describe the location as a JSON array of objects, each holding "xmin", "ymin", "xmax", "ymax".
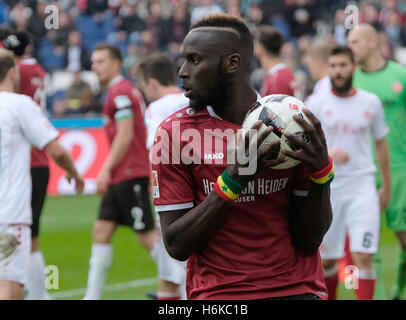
[
  {"xmin": 362, "ymin": 232, "xmax": 373, "ymax": 249},
  {"xmin": 131, "ymin": 207, "xmax": 145, "ymax": 231}
]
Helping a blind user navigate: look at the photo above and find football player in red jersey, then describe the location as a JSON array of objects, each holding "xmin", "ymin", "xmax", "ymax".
[
  {"xmin": 83, "ymin": 44, "xmax": 155, "ymax": 300},
  {"xmin": 3, "ymin": 31, "xmax": 53, "ymax": 299},
  {"xmin": 254, "ymin": 25, "xmax": 296, "ymax": 97},
  {"xmin": 152, "ymin": 14, "xmax": 333, "ymax": 300}
]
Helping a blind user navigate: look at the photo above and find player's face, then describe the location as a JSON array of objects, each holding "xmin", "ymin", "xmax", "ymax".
[
  {"xmin": 139, "ymin": 77, "xmax": 157, "ymax": 102},
  {"xmin": 347, "ymin": 30, "xmax": 370, "ymax": 64},
  {"xmin": 328, "ymin": 54, "xmax": 355, "ymax": 93},
  {"xmin": 91, "ymin": 50, "xmax": 116, "ymax": 85},
  {"xmin": 179, "ymin": 31, "xmax": 233, "ymax": 111}
]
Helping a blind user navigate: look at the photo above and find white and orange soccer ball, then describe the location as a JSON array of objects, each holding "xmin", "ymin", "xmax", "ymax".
[{"xmin": 242, "ymin": 94, "xmax": 311, "ymax": 170}]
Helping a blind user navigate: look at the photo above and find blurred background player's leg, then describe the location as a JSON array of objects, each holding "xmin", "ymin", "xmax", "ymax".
[
  {"xmin": 373, "ymin": 242, "xmax": 386, "ymax": 299},
  {"xmin": 25, "ymin": 167, "xmax": 51, "ymax": 300},
  {"xmin": 348, "ymin": 188, "xmax": 380, "ymax": 300},
  {"xmin": 83, "ymin": 219, "xmax": 117, "ymax": 300},
  {"xmin": 387, "ymin": 173, "xmax": 406, "ymax": 300},
  {"xmin": 392, "ymin": 231, "xmax": 406, "ymax": 299},
  {"xmin": 152, "ymin": 218, "xmax": 186, "ymax": 300}
]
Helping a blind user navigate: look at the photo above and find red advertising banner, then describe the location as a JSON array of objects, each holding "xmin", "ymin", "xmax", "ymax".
[{"xmin": 47, "ymin": 128, "xmax": 110, "ymax": 195}]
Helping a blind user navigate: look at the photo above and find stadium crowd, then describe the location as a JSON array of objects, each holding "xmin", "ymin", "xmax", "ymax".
[{"xmin": 1, "ymin": 0, "xmax": 406, "ymax": 116}]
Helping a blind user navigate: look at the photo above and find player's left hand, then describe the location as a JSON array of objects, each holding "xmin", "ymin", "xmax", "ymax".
[
  {"xmin": 96, "ymin": 168, "xmax": 111, "ymax": 195},
  {"xmin": 378, "ymin": 185, "xmax": 391, "ymax": 212},
  {"xmin": 67, "ymin": 172, "xmax": 85, "ymax": 194},
  {"xmin": 281, "ymin": 108, "xmax": 329, "ymax": 172}
]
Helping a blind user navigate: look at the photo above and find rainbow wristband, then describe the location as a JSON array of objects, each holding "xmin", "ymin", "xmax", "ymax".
[
  {"xmin": 214, "ymin": 173, "xmax": 244, "ymax": 202},
  {"xmin": 221, "ymin": 170, "xmax": 245, "ymax": 194},
  {"xmin": 309, "ymin": 157, "xmax": 335, "ymax": 186}
]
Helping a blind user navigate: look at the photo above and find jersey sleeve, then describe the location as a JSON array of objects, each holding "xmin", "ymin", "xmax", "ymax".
[
  {"xmin": 151, "ymin": 123, "xmax": 195, "ymax": 212},
  {"xmin": 292, "ymin": 163, "xmax": 310, "ymax": 197},
  {"xmin": 371, "ymin": 95, "xmax": 389, "ymax": 140},
  {"xmin": 18, "ymin": 97, "xmax": 59, "ymax": 150},
  {"xmin": 111, "ymin": 87, "xmax": 134, "ymax": 122}
]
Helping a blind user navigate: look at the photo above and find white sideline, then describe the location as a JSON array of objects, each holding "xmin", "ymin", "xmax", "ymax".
[{"xmin": 50, "ymin": 277, "xmax": 157, "ymax": 299}]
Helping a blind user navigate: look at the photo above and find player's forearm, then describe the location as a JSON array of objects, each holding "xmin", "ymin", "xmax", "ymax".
[
  {"xmin": 102, "ymin": 131, "xmax": 133, "ymax": 173},
  {"xmin": 291, "ymin": 186, "xmax": 332, "ymax": 255},
  {"xmin": 375, "ymin": 139, "xmax": 391, "ymax": 189},
  {"xmin": 163, "ymin": 192, "xmax": 230, "ymax": 261},
  {"xmin": 48, "ymin": 144, "xmax": 79, "ymax": 178}
]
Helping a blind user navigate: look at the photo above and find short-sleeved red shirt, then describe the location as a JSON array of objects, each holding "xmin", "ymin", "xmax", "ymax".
[
  {"xmin": 152, "ymin": 106, "xmax": 327, "ymax": 300},
  {"xmin": 103, "ymin": 75, "xmax": 150, "ymax": 184}
]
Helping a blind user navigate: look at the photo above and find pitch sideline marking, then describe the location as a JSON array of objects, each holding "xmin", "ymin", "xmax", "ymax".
[{"xmin": 50, "ymin": 277, "xmax": 157, "ymax": 299}]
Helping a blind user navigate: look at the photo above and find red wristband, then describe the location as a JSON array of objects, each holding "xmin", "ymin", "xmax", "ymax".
[{"xmin": 310, "ymin": 157, "xmax": 333, "ymax": 179}]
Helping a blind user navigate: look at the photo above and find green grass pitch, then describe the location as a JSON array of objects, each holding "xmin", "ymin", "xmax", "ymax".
[{"xmin": 39, "ymin": 194, "xmax": 404, "ymax": 300}]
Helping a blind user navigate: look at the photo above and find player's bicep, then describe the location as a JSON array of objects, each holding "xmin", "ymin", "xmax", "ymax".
[
  {"xmin": 115, "ymin": 116, "xmax": 133, "ymax": 136},
  {"xmin": 18, "ymin": 99, "xmax": 58, "ymax": 149},
  {"xmin": 113, "ymin": 95, "xmax": 134, "ymax": 122}
]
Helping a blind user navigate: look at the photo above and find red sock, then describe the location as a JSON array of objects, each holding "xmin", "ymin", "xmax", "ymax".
[
  {"xmin": 354, "ymin": 269, "xmax": 376, "ymax": 300},
  {"xmin": 324, "ymin": 265, "xmax": 339, "ymax": 300}
]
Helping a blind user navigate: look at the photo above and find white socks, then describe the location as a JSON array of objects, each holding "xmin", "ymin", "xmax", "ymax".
[
  {"xmin": 83, "ymin": 243, "xmax": 113, "ymax": 300},
  {"xmin": 25, "ymin": 251, "xmax": 52, "ymax": 300}
]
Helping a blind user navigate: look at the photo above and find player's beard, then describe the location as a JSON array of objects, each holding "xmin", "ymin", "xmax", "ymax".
[
  {"xmin": 189, "ymin": 62, "xmax": 233, "ymax": 112},
  {"xmin": 331, "ymin": 74, "xmax": 353, "ymax": 95}
]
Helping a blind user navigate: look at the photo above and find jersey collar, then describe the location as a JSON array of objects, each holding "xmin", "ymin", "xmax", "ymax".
[
  {"xmin": 206, "ymin": 92, "xmax": 262, "ymax": 120},
  {"xmin": 108, "ymin": 75, "xmax": 124, "ymax": 87}
]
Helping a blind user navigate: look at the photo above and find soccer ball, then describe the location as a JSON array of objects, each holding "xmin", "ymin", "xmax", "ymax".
[{"xmin": 242, "ymin": 94, "xmax": 311, "ymax": 170}]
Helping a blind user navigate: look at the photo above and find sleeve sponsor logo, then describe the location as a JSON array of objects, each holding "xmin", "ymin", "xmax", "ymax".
[
  {"xmin": 152, "ymin": 170, "xmax": 160, "ymax": 198},
  {"xmin": 114, "ymin": 95, "xmax": 132, "ymax": 109}
]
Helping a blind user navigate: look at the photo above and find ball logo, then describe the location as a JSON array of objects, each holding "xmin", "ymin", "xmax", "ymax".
[
  {"xmin": 186, "ymin": 108, "xmax": 195, "ymax": 115},
  {"xmin": 289, "ymin": 103, "xmax": 299, "ymax": 111},
  {"xmin": 392, "ymin": 81, "xmax": 404, "ymax": 93}
]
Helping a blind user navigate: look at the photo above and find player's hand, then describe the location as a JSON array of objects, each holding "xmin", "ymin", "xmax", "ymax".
[
  {"xmin": 282, "ymin": 108, "xmax": 329, "ymax": 172},
  {"xmin": 378, "ymin": 185, "xmax": 391, "ymax": 212},
  {"xmin": 227, "ymin": 120, "xmax": 287, "ymax": 186},
  {"xmin": 329, "ymin": 148, "xmax": 350, "ymax": 163},
  {"xmin": 67, "ymin": 172, "xmax": 85, "ymax": 194},
  {"xmin": 96, "ymin": 168, "xmax": 111, "ymax": 195}
]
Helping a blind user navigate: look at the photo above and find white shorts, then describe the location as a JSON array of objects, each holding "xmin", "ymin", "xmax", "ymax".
[
  {"xmin": 153, "ymin": 218, "xmax": 187, "ymax": 286},
  {"xmin": 0, "ymin": 224, "xmax": 31, "ymax": 285},
  {"xmin": 320, "ymin": 175, "xmax": 380, "ymax": 260}
]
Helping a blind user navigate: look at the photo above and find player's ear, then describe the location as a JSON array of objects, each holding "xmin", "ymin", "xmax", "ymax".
[{"xmin": 225, "ymin": 53, "xmax": 241, "ymax": 74}]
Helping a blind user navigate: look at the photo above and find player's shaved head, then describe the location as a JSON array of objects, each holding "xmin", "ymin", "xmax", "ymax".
[
  {"xmin": 188, "ymin": 14, "xmax": 254, "ymax": 63},
  {"xmin": 347, "ymin": 23, "xmax": 381, "ymax": 65},
  {"xmin": 351, "ymin": 23, "xmax": 379, "ymax": 43}
]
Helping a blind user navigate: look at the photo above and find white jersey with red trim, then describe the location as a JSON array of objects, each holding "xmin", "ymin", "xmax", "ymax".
[
  {"xmin": 305, "ymin": 88, "xmax": 389, "ymax": 190},
  {"xmin": 0, "ymin": 92, "xmax": 58, "ymax": 224},
  {"xmin": 144, "ymin": 92, "xmax": 189, "ymax": 150}
]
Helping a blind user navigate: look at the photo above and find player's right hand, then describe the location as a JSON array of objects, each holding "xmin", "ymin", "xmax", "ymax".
[
  {"xmin": 227, "ymin": 120, "xmax": 287, "ymax": 186},
  {"xmin": 328, "ymin": 148, "xmax": 350, "ymax": 163},
  {"xmin": 67, "ymin": 173, "xmax": 85, "ymax": 194}
]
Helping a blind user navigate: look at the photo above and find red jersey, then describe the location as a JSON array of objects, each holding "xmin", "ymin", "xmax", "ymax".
[
  {"xmin": 18, "ymin": 58, "xmax": 49, "ymax": 168},
  {"xmin": 103, "ymin": 75, "xmax": 150, "ymax": 185},
  {"xmin": 261, "ymin": 63, "xmax": 295, "ymax": 97},
  {"xmin": 152, "ymin": 106, "xmax": 327, "ymax": 300}
]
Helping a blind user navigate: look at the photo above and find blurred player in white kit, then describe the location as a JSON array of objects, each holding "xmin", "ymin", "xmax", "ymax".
[
  {"xmin": 0, "ymin": 49, "xmax": 84, "ymax": 300},
  {"xmin": 306, "ymin": 45, "xmax": 391, "ymax": 300}
]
